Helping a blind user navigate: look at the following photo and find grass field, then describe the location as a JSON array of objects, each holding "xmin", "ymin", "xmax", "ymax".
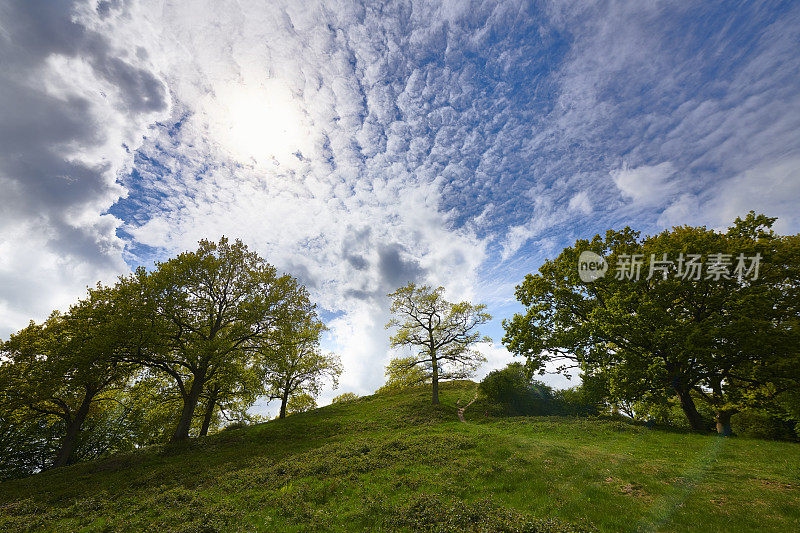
[{"xmin": 1, "ymin": 381, "xmax": 798, "ymax": 532}]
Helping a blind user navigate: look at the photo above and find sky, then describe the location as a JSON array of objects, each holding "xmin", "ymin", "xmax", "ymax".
[{"xmin": 1, "ymin": 0, "xmax": 799, "ymax": 413}]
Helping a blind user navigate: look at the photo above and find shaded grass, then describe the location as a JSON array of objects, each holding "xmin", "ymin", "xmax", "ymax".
[{"xmin": 0, "ymin": 381, "xmax": 798, "ymax": 532}]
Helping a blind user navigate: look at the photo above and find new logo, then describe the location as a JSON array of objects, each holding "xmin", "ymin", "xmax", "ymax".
[{"xmin": 578, "ymin": 251, "xmax": 607, "ymax": 282}]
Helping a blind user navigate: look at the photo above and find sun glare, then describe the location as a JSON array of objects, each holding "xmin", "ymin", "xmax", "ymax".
[{"xmin": 209, "ymin": 80, "xmax": 310, "ymax": 168}]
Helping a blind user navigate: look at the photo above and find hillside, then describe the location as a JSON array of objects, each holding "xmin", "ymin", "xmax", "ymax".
[{"xmin": 1, "ymin": 381, "xmax": 798, "ymax": 532}]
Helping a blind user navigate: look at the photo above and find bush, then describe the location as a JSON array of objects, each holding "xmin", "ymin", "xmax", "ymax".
[
  {"xmin": 479, "ymin": 363, "xmax": 555, "ymax": 416},
  {"xmin": 552, "ymin": 387, "xmax": 600, "ymax": 417},
  {"xmin": 731, "ymin": 409, "xmax": 797, "ymax": 441},
  {"xmin": 331, "ymin": 392, "xmax": 359, "ymax": 404},
  {"xmin": 480, "ymin": 364, "xmax": 606, "ymax": 417}
]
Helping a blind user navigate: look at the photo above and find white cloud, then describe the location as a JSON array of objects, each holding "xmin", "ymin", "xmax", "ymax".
[
  {"xmin": 659, "ymin": 156, "xmax": 800, "ymax": 232},
  {"xmin": 568, "ymin": 191, "xmax": 593, "ymax": 214},
  {"xmin": 611, "ymin": 162, "xmax": 678, "ymax": 206},
  {"xmin": 2, "ymin": 0, "xmax": 799, "ymax": 405}
]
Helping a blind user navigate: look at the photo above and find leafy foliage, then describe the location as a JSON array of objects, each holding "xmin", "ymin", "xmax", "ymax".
[
  {"xmin": 387, "ymin": 283, "xmax": 491, "ymax": 404},
  {"xmin": 331, "ymin": 392, "xmax": 359, "ymax": 404},
  {"xmin": 263, "ymin": 307, "xmax": 341, "ymax": 419},
  {"xmin": 503, "ymin": 212, "xmax": 800, "ymax": 435},
  {"xmin": 117, "ymin": 237, "xmax": 303, "ymax": 440},
  {"xmin": 479, "ymin": 363, "xmax": 600, "ymax": 417},
  {"xmin": 375, "ymin": 355, "xmax": 430, "ymax": 394}
]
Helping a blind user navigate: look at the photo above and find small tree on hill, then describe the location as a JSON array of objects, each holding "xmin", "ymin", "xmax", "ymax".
[
  {"xmin": 263, "ymin": 309, "xmax": 342, "ymax": 419},
  {"xmin": 386, "ymin": 283, "xmax": 491, "ymax": 404}
]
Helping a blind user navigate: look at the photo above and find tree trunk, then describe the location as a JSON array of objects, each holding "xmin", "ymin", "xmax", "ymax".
[
  {"xmin": 279, "ymin": 390, "xmax": 289, "ymax": 419},
  {"xmin": 430, "ymin": 353, "xmax": 439, "ymax": 405},
  {"xmin": 172, "ymin": 370, "xmax": 206, "ymax": 441},
  {"xmin": 675, "ymin": 387, "xmax": 705, "ymax": 431},
  {"xmin": 715, "ymin": 409, "xmax": 736, "ymax": 436},
  {"xmin": 199, "ymin": 387, "xmax": 218, "ymax": 437},
  {"xmin": 53, "ymin": 390, "xmax": 94, "ymax": 468}
]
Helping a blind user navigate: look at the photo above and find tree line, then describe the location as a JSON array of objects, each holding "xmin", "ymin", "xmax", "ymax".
[
  {"xmin": 0, "ymin": 238, "xmax": 341, "ymax": 478},
  {"xmin": 2, "ymin": 212, "xmax": 797, "ymax": 478}
]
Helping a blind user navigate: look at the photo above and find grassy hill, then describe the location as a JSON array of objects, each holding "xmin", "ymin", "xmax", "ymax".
[{"xmin": 1, "ymin": 380, "xmax": 798, "ymax": 532}]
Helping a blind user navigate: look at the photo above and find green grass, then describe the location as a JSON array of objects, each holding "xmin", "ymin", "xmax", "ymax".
[{"xmin": 1, "ymin": 381, "xmax": 798, "ymax": 532}]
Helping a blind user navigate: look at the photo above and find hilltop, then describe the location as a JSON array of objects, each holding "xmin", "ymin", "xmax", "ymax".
[{"xmin": 1, "ymin": 381, "xmax": 798, "ymax": 532}]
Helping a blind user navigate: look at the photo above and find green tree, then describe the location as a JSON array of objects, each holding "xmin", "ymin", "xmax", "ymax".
[
  {"xmin": 375, "ymin": 356, "xmax": 429, "ymax": 394},
  {"xmin": 331, "ymin": 392, "xmax": 359, "ymax": 403},
  {"xmin": 503, "ymin": 213, "xmax": 800, "ymax": 435},
  {"xmin": 286, "ymin": 393, "xmax": 317, "ymax": 415},
  {"xmin": 263, "ymin": 306, "xmax": 341, "ymax": 419},
  {"xmin": 386, "ymin": 283, "xmax": 491, "ymax": 404},
  {"xmin": 0, "ymin": 286, "xmax": 136, "ymax": 467},
  {"xmin": 119, "ymin": 237, "xmax": 300, "ymax": 441}
]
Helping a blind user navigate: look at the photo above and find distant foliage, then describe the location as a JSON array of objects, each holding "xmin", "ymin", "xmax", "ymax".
[
  {"xmin": 731, "ymin": 410, "xmax": 797, "ymax": 441},
  {"xmin": 287, "ymin": 393, "xmax": 317, "ymax": 415},
  {"xmin": 375, "ymin": 356, "xmax": 429, "ymax": 394},
  {"xmin": 479, "ymin": 363, "xmax": 602, "ymax": 417},
  {"xmin": 331, "ymin": 392, "xmax": 359, "ymax": 404},
  {"xmin": 479, "ymin": 363, "xmax": 552, "ymax": 415}
]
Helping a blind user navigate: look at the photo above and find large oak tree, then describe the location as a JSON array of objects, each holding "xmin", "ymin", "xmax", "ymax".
[
  {"xmin": 119, "ymin": 237, "xmax": 301, "ymax": 441},
  {"xmin": 503, "ymin": 213, "xmax": 800, "ymax": 434}
]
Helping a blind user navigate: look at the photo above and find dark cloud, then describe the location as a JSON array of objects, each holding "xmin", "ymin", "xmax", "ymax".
[
  {"xmin": 378, "ymin": 244, "xmax": 425, "ymax": 289},
  {"xmin": 0, "ymin": 0, "xmax": 167, "ymax": 237},
  {"xmin": 0, "ymin": 0, "xmax": 168, "ymax": 333},
  {"xmin": 341, "ymin": 226, "xmax": 372, "ymax": 271}
]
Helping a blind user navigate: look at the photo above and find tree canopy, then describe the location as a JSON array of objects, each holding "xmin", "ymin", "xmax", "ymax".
[
  {"xmin": 503, "ymin": 212, "xmax": 800, "ymax": 434},
  {"xmin": 118, "ymin": 237, "xmax": 303, "ymax": 440},
  {"xmin": 386, "ymin": 283, "xmax": 491, "ymax": 404}
]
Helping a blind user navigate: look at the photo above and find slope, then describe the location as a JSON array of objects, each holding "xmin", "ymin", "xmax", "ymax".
[{"xmin": 0, "ymin": 381, "xmax": 798, "ymax": 532}]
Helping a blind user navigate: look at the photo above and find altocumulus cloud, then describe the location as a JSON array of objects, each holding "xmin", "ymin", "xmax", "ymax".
[{"xmin": 2, "ymin": 1, "xmax": 799, "ymax": 407}]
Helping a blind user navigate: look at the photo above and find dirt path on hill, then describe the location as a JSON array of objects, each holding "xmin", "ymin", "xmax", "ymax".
[{"xmin": 457, "ymin": 392, "xmax": 478, "ymax": 422}]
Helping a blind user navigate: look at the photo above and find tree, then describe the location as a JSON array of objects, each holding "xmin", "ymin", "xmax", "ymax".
[
  {"xmin": 386, "ymin": 283, "xmax": 492, "ymax": 404},
  {"xmin": 0, "ymin": 286, "xmax": 136, "ymax": 467},
  {"xmin": 375, "ymin": 356, "xmax": 429, "ymax": 394},
  {"xmin": 119, "ymin": 237, "xmax": 300, "ymax": 441},
  {"xmin": 263, "ymin": 305, "xmax": 342, "ymax": 419},
  {"xmin": 503, "ymin": 213, "xmax": 800, "ymax": 435},
  {"xmin": 331, "ymin": 392, "xmax": 359, "ymax": 404},
  {"xmin": 479, "ymin": 363, "xmax": 542, "ymax": 413},
  {"xmin": 286, "ymin": 393, "xmax": 317, "ymax": 415}
]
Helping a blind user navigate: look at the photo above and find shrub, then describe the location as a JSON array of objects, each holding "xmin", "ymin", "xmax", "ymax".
[
  {"xmin": 480, "ymin": 364, "xmax": 609, "ymax": 417},
  {"xmin": 552, "ymin": 387, "xmax": 600, "ymax": 417},
  {"xmin": 479, "ymin": 363, "xmax": 555, "ymax": 415},
  {"xmin": 731, "ymin": 409, "xmax": 797, "ymax": 441},
  {"xmin": 331, "ymin": 392, "xmax": 359, "ymax": 404}
]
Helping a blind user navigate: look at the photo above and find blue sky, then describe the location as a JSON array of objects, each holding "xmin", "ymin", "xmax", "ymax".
[{"xmin": 1, "ymin": 1, "xmax": 799, "ymax": 409}]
